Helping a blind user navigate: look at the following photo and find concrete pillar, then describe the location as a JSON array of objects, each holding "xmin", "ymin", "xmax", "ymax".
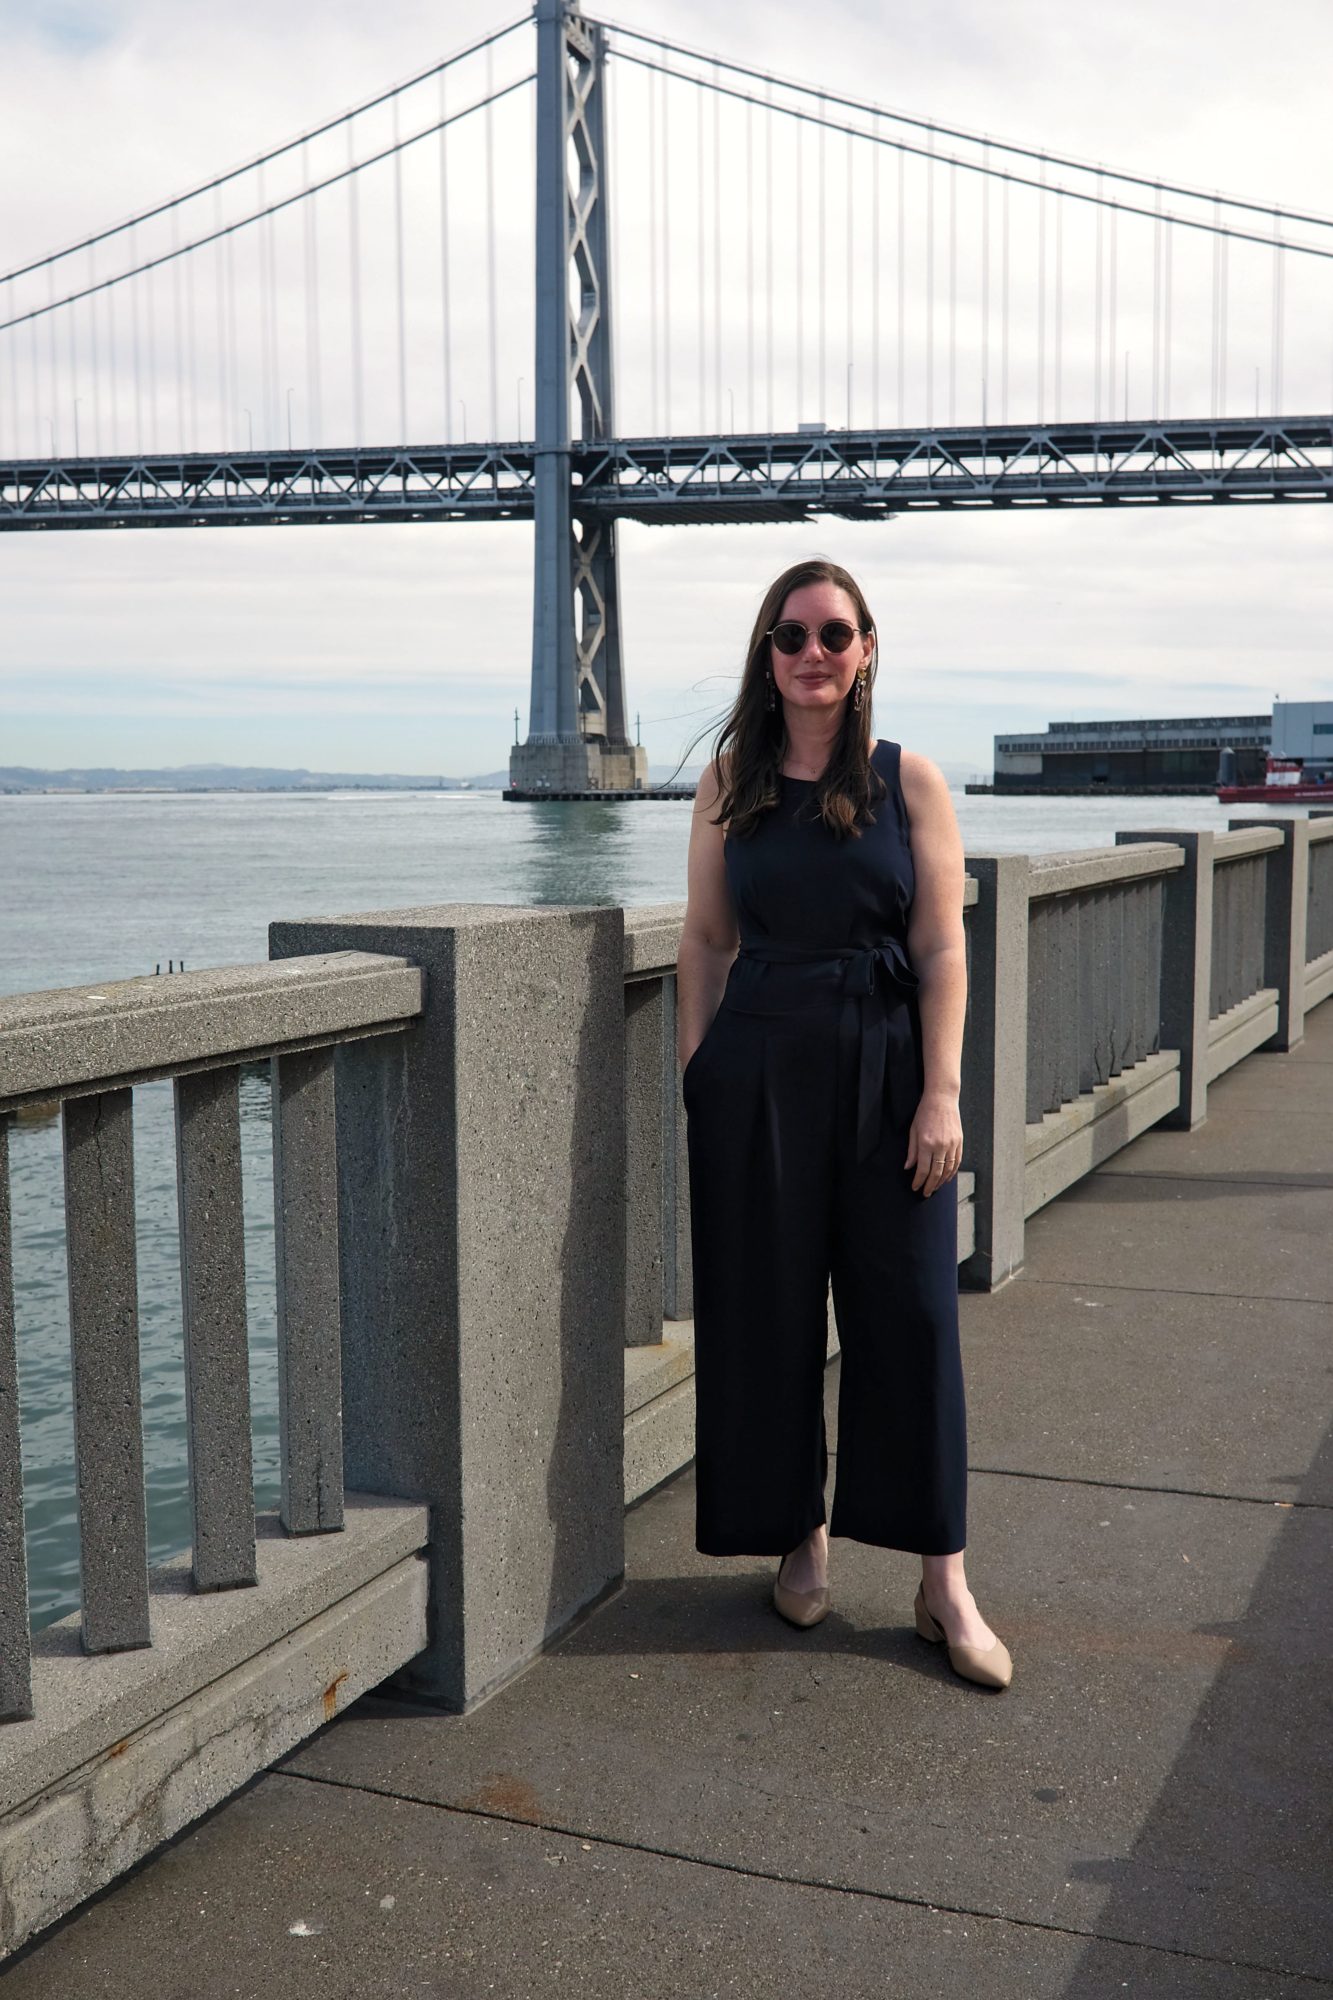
[
  {"xmin": 269, "ymin": 904, "xmax": 626, "ymax": 1714},
  {"xmin": 1228, "ymin": 816, "xmax": 1310, "ymax": 1051},
  {"xmin": 1116, "ymin": 829, "xmax": 1214, "ymax": 1129},
  {"xmin": 958, "ymin": 855, "xmax": 1029, "ymax": 1291}
]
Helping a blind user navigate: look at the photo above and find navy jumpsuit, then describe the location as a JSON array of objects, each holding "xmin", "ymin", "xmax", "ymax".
[{"xmin": 682, "ymin": 737, "xmax": 968, "ymax": 1560}]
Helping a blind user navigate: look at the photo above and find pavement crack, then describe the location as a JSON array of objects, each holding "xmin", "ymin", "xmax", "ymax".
[
  {"xmin": 270, "ymin": 1767, "xmax": 1330, "ymax": 1987},
  {"xmin": 1098, "ymin": 1168, "xmax": 1333, "ymax": 1190},
  {"xmin": 1012, "ymin": 1275, "xmax": 1332, "ymax": 1307},
  {"xmin": 963, "ymin": 1463, "xmax": 1329, "ymax": 1510}
]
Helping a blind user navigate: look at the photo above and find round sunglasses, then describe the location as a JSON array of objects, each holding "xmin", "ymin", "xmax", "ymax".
[{"xmin": 766, "ymin": 619, "xmax": 868, "ymax": 656}]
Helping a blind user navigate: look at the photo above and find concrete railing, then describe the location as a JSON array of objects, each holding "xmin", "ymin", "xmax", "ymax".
[
  {"xmin": 2, "ymin": 816, "xmax": 1330, "ymax": 1954},
  {"xmin": 0, "ymin": 953, "xmax": 429, "ymax": 1951},
  {"xmin": 959, "ymin": 815, "xmax": 1328, "ymax": 1282}
]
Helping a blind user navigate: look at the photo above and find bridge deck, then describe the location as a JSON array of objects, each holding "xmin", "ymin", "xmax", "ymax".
[
  {"xmin": 5, "ymin": 418, "xmax": 1331, "ymax": 529},
  {"xmin": 8, "ymin": 1001, "xmax": 1331, "ymax": 1996}
]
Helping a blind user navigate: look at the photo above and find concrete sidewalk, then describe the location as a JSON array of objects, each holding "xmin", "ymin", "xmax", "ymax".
[{"xmin": 8, "ymin": 1005, "xmax": 1331, "ymax": 1998}]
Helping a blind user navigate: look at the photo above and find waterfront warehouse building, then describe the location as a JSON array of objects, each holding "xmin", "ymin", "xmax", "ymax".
[
  {"xmin": 990, "ymin": 711, "xmax": 1276, "ymax": 794},
  {"xmin": 1272, "ymin": 701, "xmax": 1333, "ymax": 781}
]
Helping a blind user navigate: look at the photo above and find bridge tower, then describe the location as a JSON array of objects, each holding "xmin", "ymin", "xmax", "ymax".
[{"xmin": 508, "ymin": 0, "xmax": 649, "ymax": 796}]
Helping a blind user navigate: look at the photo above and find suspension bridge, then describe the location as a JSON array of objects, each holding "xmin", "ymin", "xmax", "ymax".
[{"xmin": 3, "ymin": 0, "xmax": 1331, "ymax": 793}]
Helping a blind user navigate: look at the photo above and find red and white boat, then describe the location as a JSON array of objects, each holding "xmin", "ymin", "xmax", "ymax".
[{"xmin": 1217, "ymin": 753, "xmax": 1333, "ymax": 805}]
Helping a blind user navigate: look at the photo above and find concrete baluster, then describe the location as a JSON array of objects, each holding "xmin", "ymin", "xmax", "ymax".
[
  {"xmin": 1116, "ymin": 830, "xmax": 1214, "ymax": 1130},
  {"xmin": 663, "ymin": 969, "xmax": 693, "ymax": 1323},
  {"xmin": 272, "ymin": 1045, "xmax": 345, "ymax": 1535},
  {"xmin": 1228, "ymin": 816, "xmax": 1310, "ymax": 1051},
  {"xmin": 174, "ymin": 1065, "xmax": 257, "ymax": 1588},
  {"xmin": 959, "ymin": 855, "xmax": 1028, "ymax": 1291},
  {"xmin": 623, "ymin": 974, "xmax": 667, "ymax": 1344},
  {"xmin": 62, "ymin": 1089, "xmax": 151, "ymax": 1652},
  {"xmin": 0, "ymin": 1115, "xmax": 33, "ymax": 1718}
]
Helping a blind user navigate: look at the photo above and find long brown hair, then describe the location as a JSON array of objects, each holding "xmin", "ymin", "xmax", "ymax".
[{"xmin": 673, "ymin": 557, "xmax": 885, "ymax": 840}]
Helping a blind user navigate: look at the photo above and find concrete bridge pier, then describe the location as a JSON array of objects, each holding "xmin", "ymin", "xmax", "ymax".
[{"xmin": 514, "ymin": 0, "xmax": 648, "ymax": 797}]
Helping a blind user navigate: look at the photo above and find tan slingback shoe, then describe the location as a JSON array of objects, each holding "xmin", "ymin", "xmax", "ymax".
[
  {"xmin": 772, "ymin": 1553, "xmax": 830, "ymax": 1628},
  {"xmin": 914, "ymin": 1582, "xmax": 1013, "ymax": 1689}
]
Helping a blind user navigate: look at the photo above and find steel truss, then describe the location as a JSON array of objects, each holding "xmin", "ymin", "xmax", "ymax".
[
  {"xmin": 0, "ymin": 445, "xmax": 536, "ymax": 529},
  {"xmin": 3, "ymin": 418, "xmax": 1329, "ymax": 531},
  {"xmin": 580, "ymin": 417, "xmax": 1333, "ymax": 522}
]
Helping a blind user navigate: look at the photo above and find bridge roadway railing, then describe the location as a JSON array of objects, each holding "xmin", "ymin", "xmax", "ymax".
[{"xmin": 2, "ymin": 817, "xmax": 1331, "ymax": 1954}]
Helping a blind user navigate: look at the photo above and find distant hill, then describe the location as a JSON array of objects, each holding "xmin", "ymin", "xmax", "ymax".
[
  {"xmin": 0, "ymin": 764, "xmax": 495, "ymax": 793},
  {"xmin": 1, "ymin": 756, "xmax": 987, "ymax": 794},
  {"xmin": 924, "ymin": 760, "xmax": 991, "ymax": 787}
]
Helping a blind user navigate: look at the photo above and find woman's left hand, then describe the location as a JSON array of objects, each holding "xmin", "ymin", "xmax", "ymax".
[{"xmin": 905, "ymin": 1088, "xmax": 963, "ymax": 1197}]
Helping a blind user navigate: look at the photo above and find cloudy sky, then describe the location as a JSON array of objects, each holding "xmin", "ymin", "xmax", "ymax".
[{"xmin": 1, "ymin": 0, "xmax": 1330, "ymax": 778}]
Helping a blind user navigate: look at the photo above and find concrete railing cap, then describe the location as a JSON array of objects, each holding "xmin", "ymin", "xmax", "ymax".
[
  {"xmin": 1028, "ymin": 841, "xmax": 1184, "ymax": 901},
  {"xmin": 0, "ymin": 951, "xmax": 423, "ymax": 1110}
]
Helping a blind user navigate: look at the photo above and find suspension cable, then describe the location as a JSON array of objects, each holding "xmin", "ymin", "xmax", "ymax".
[
  {"xmin": 1, "ymin": 13, "xmax": 531, "ymax": 287},
  {"xmin": 0, "ymin": 74, "xmax": 535, "ymax": 334},
  {"xmin": 603, "ymin": 45, "xmax": 1333, "ymax": 263},
  {"xmin": 594, "ymin": 15, "xmax": 1333, "ymax": 236}
]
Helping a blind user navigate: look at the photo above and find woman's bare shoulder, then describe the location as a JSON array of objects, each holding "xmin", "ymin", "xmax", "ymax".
[
  {"xmin": 693, "ymin": 747, "xmax": 734, "ymax": 815},
  {"xmin": 897, "ymin": 747, "xmax": 953, "ymax": 811}
]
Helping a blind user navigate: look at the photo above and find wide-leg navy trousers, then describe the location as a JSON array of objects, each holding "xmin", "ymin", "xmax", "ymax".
[{"xmin": 683, "ymin": 988, "xmax": 968, "ymax": 1559}]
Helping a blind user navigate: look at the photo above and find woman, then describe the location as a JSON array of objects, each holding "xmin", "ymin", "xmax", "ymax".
[{"xmin": 676, "ymin": 556, "xmax": 1012, "ymax": 1691}]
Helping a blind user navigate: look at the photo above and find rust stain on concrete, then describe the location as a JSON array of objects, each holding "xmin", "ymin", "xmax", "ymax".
[{"xmin": 455, "ymin": 1773, "xmax": 545, "ymax": 1821}]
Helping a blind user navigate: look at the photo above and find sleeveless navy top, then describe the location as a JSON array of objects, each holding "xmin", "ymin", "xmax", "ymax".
[{"xmin": 716, "ymin": 737, "xmax": 924, "ymax": 1159}]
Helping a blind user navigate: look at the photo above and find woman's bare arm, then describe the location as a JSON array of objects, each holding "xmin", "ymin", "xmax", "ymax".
[
  {"xmin": 900, "ymin": 748, "xmax": 967, "ymax": 1193},
  {"xmin": 677, "ymin": 756, "xmax": 740, "ymax": 1069}
]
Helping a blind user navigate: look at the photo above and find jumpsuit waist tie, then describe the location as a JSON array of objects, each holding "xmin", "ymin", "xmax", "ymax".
[{"xmin": 736, "ymin": 938, "xmax": 923, "ymax": 1163}]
